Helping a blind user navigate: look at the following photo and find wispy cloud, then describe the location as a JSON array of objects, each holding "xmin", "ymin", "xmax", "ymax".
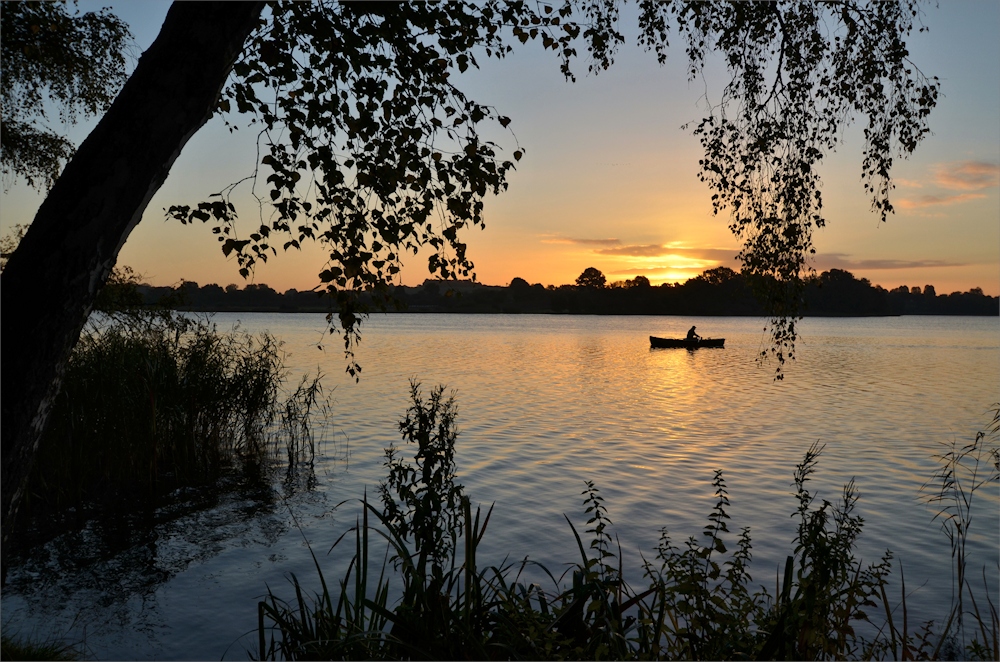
[
  {"xmin": 896, "ymin": 193, "xmax": 986, "ymax": 209},
  {"xmin": 540, "ymin": 236, "xmax": 621, "ymax": 247},
  {"xmin": 611, "ymin": 266, "xmax": 678, "ymax": 275},
  {"xmin": 596, "ymin": 244, "xmax": 668, "ymax": 256},
  {"xmin": 895, "ymin": 161, "xmax": 997, "ymax": 209},
  {"xmin": 672, "ymin": 247, "xmax": 739, "ymax": 262},
  {"xmin": 933, "ymin": 161, "xmax": 1000, "ymax": 191},
  {"xmin": 595, "ymin": 244, "xmax": 738, "ymax": 262},
  {"xmin": 813, "ymin": 253, "xmax": 967, "ymax": 270}
]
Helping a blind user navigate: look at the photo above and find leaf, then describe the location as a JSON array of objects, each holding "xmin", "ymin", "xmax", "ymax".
[{"xmin": 222, "ymin": 238, "xmax": 250, "ymax": 257}]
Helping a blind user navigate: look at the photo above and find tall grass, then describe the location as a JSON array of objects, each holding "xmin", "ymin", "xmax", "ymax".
[
  {"xmin": 17, "ymin": 309, "xmax": 328, "ymax": 540},
  {"xmin": 257, "ymin": 386, "xmax": 999, "ymax": 660},
  {"xmin": 0, "ymin": 632, "xmax": 78, "ymax": 661},
  {"xmin": 917, "ymin": 406, "xmax": 1000, "ymax": 660}
]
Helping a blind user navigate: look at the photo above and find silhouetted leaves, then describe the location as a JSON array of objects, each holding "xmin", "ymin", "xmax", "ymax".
[
  {"xmin": 164, "ymin": 1, "xmax": 938, "ymax": 378},
  {"xmin": 575, "ymin": 266, "xmax": 607, "ymax": 289},
  {"xmin": 643, "ymin": 2, "xmax": 939, "ymax": 370},
  {"xmin": 1, "ymin": 1, "xmax": 131, "ymax": 189}
]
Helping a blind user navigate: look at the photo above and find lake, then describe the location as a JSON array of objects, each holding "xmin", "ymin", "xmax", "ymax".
[{"xmin": 3, "ymin": 313, "xmax": 998, "ymax": 660}]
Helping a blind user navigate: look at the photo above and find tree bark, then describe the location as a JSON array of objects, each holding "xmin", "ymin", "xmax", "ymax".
[{"xmin": 0, "ymin": 1, "xmax": 265, "ymax": 581}]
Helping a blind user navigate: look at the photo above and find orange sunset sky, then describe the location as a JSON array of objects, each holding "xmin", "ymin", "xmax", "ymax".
[{"xmin": 2, "ymin": 1, "xmax": 998, "ymax": 296}]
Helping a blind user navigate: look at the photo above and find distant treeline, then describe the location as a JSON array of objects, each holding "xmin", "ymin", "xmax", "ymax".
[{"xmin": 136, "ymin": 267, "xmax": 998, "ymax": 316}]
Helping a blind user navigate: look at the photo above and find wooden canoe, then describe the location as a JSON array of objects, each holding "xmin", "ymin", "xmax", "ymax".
[{"xmin": 649, "ymin": 336, "xmax": 725, "ymax": 349}]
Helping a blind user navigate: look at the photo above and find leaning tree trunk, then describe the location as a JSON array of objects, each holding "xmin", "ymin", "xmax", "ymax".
[{"xmin": 0, "ymin": 1, "xmax": 264, "ymax": 581}]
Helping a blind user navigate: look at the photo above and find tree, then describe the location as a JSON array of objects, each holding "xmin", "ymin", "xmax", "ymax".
[
  {"xmin": 804, "ymin": 268, "xmax": 888, "ymax": 316},
  {"xmin": 667, "ymin": 2, "xmax": 938, "ymax": 369},
  {"xmin": 0, "ymin": 1, "xmax": 265, "ymax": 579},
  {"xmin": 575, "ymin": 266, "xmax": 608, "ymax": 289},
  {"xmin": 1, "ymin": 0, "xmax": 131, "ymax": 190},
  {"xmin": 0, "ymin": 224, "xmax": 28, "ymax": 271},
  {"xmin": 1, "ymin": 0, "xmax": 939, "ymax": 578},
  {"xmin": 509, "ymin": 277, "xmax": 530, "ymax": 290},
  {"xmin": 626, "ymin": 275, "xmax": 651, "ymax": 288},
  {"xmin": 694, "ymin": 266, "xmax": 739, "ymax": 288}
]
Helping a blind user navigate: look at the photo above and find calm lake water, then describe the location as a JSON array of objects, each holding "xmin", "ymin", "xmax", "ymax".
[{"xmin": 4, "ymin": 314, "xmax": 998, "ymax": 660}]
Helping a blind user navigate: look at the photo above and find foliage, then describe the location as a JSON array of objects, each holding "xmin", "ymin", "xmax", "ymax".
[
  {"xmin": 626, "ymin": 275, "xmax": 651, "ymax": 289},
  {"xmin": 107, "ymin": 266, "xmax": 998, "ymax": 317},
  {"xmin": 257, "ymin": 381, "xmax": 499, "ymax": 660},
  {"xmin": 0, "ymin": 0, "xmax": 131, "ymax": 190},
  {"xmin": 167, "ymin": 1, "xmax": 573, "ymax": 375},
  {"xmin": 163, "ymin": 1, "xmax": 939, "ymax": 378},
  {"xmin": 692, "ymin": 266, "xmax": 740, "ymax": 288},
  {"xmin": 380, "ymin": 384, "xmax": 465, "ymax": 600},
  {"xmin": 919, "ymin": 405, "xmax": 1000, "ymax": 660},
  {"xmin": 0, "ymin": 223, "xmax": 28, "ymax": 272},
  {"xmin": 16, "ymin": 307, "xmax": 326, "ymax": 533},
  {"xmin": 804, "ymin": 269, "xmax": 888, "ymax": 316},
  {"xmin": 0, "ymin": 633, "xmax": 77, "ymax": 661},
  {"xmin": 257, "ymin": 387, "xmax": 998, "ymax": 661},
  {"xmin": 663, "ymin": 1, "xmax": 940, "ymax": 373},
  {"xmin": 576, "ymin": 266, "xmax": 608, "ymax": 289},
  {"xmin": 92, "ymin": 264, "xmax": 188, "ymax": 320}
]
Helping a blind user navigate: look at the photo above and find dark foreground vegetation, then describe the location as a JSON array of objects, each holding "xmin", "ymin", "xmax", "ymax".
[
  {"xmin": 141, "ymin": 267, "xmax": 998, "ymax": 317},
  {"xmin": 8, "ymin": 277, "xmax": 328, "ymax": 565},
  {"xmin": 3, "ymin": 287, "xmax": 996, "ymax": 659},
  {"xmin": 0, "ymin": 634, "xmax": 76, "ymax": 661},
  {"xmin": 3, "ymin": 275, "xmax": 331, "ymax": 658},
  {"xmin": 256, "ymin": 384, "xmax": 1000, "ymax": 661}
]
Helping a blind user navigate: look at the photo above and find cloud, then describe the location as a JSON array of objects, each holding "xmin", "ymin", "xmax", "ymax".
[
  {"xmin": 673, "ymin": 247, "xmax": 740, "ymax": 262},
  {"xmin": 596, "ymin": 244, "xmax": 668, "ymax": 256},
  {"xmin": 894, "ymin": 161, "xmax": 997, "ymax": 208},
  {"xmin": 813, "ymin": 253, "xmax": 967, "ymax": 270},
  {"xmin": 896, "ymin": 193, "xmax": 987, "ymax": 209},
  {"xmin": 595, "ymin": 244, "xmax": 739, "ymax": 261},
  {"xmin": 933, "ymin": 161, "xmax": 1000, "ymax": 191},
  {"xmin": 609, "ymin": 265, "xmax": 704, "ymax": 276},
  {"xmin": 541, "ymin": 236, "xmax": 621, "ymax": 247}
]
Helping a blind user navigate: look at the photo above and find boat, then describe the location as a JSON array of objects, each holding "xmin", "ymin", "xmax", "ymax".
[{"xmin": 649, "ymin": 336, "xmax": 725, "ymax": 349}]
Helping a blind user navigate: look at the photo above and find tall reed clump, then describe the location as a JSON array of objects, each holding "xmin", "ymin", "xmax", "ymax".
[
  {"xmin": 913, "ymin": 405, "xmax": 999, "ymax": 660},
  {"xmin": 18, "ymin": 306, "xmax": 326, "ymax": 530},
  {"xmin": 257, "ymin": 386, "xmax": 999, "ymax": 660},
  {"xmin": 0, "ymin": 632, "xmax": 78, "ymax": 661}
]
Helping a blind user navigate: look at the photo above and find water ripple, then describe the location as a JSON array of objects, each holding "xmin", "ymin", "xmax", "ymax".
[{"xmin": 4, "ymin": 313, "xmax": 997, "ymax": 659}]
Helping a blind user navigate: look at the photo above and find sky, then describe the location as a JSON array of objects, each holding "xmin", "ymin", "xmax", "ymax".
[{"xmin": 2, "ymin": 1, "xmax": 998, "ymax": 295}]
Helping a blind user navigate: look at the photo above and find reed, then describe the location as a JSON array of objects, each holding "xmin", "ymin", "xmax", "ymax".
[
  {"xmin": 257, "ymin": 387, "xmax": 999, "ymax": 660},
  {"xmin": 918, "ymin": 405, "xmax": 1000, "ymax": 660},
  {"xmin": 0, "ymin": 633, "xmax": 78, "ymax": 661},
  {"xmin": 16, "ymin": 309, "xmax": 327, "ymax": 540}
]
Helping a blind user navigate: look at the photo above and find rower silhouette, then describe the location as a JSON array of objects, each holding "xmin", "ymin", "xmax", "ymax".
[{"xmin": 686, "ymin": 325, "xmax": 701, "ymax": 342}]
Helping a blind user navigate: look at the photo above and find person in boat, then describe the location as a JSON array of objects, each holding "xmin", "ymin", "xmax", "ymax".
[{"xmin": 686, "ymin": 325, "xmax": 701, "ymax": 341}]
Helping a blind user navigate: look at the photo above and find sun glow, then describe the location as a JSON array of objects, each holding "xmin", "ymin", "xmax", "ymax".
[{"xmin": 598, "ymin": 250, "xmax": 731, "ymax": 286}]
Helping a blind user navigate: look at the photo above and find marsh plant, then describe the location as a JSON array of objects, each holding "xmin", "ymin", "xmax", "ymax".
[
  {"xmin": 17, "ymin": 301, "xmax": 328, "ymax": 541},
  {"xmin": 257, "ymin": 387, "xmax": 999, "ymax": 660},
  {"xmin": 0, "ymin": 631, "xmax": 78, "ymax": 661},
  {"xmin": 917, "ymin": 406, "xmax": 1000, "ymax": 660}
]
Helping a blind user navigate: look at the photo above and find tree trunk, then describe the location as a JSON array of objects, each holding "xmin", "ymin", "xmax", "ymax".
[{"xmin": 0, "ymin": 1, "xmax": 264, "ymax": 581}]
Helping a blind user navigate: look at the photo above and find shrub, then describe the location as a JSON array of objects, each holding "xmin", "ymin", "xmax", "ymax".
[
  {"xmin": 17, "ymin": 309, "xmax": 326, "ymax": 540},
  {"xmin": 256, "ymin": 389, "xmax": 999, "ymax": 660}
]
